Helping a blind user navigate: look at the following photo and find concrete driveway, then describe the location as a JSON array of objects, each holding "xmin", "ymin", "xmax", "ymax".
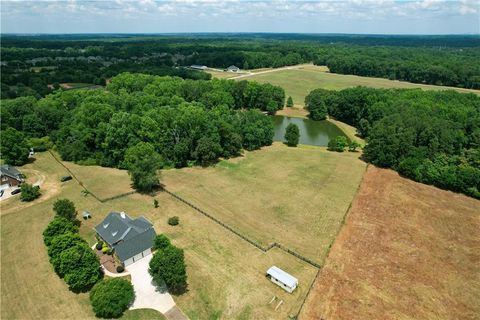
[{"xmin": 128, "ymin": 254, "xmax": 182, "ymax": 316}]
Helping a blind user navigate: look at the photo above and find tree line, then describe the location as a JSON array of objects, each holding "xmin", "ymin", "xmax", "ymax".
[
  {"xmin": 305, "ymin": 87, "xmax": 480, "ymax": 199},
  {"xmin": 3, "ymin": 35, "xmax": 478, "ymax": 99},
  {"xmin": 1, "ymin": 73, "xmax": 284, "ymax": 191}
]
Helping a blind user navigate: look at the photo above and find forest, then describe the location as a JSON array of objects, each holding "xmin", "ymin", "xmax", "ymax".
[
  {"xmin": 306, "ymin": 87, "xmax": 480, "ymax": 198},
  {"xmin": 1, "ymin": 34, "xmax": 479, "ymax": 99},
  {"xmin": 1, "ymin": 73, "xmax": 284, "ymax": 169}
]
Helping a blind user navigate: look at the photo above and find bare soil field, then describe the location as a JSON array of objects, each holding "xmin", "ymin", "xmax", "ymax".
[{"xmin": 300, "ymin": 166, "xmax": 480, "ymax": 320}]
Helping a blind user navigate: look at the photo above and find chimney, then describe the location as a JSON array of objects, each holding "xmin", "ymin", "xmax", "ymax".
[{"xmin": 120, "ymin": 212, "xmax": 126, "ymax": 219}]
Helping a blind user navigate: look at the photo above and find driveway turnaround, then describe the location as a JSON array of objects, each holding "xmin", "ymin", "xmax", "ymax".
[{"xmin": 128, "ymin": 254, "xmax": 187, "ymax": 319}]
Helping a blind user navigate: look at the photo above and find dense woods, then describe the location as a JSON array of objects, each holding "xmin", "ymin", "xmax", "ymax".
[
  {"xmin": 307, "ymin": 87, "xmax": 480, "ymax": 198},
  {"xmin": 1, "ymin": 73, "xmax": 282, "ymax": 170},
  {"xmin": 2, "ymin": 34, "xmax": 479, "ymax": 99}
]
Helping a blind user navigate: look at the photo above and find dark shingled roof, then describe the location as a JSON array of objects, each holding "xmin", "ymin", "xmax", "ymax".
[
  {"xmin": 0, "ymin": 165, "xmax": 24, "ymax": 181},
  {"xmin": 94, "ymin": 212, "xmax": 156, "ymax": 261}
]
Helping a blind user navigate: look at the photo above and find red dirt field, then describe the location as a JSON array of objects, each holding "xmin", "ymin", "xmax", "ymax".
[{"xmin": 300, "ymin": 166, "xmax": 480, "ymax": 320}]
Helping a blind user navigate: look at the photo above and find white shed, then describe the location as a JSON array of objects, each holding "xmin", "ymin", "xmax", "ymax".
[{"xmin": 266, "ymin": 266, "xmax": 298, "ymax": 293}]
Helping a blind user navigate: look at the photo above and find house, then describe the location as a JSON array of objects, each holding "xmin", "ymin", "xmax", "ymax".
[
  {"xmin": 226, "ymin": 65, "xmax": 240, "ymax": 72},
  {"xmin": 94, "ymin": 212, "xmax": 157, "ymax": 266},
  {"xmin": 266, "ymin": 266, "xmax": 298, "ymax": 293},
  {"xmin": 0, "ymin": 165, "xmax": 25, "ymax": 190},
  {"xmin": 190, "ymin": 64, "xmax": 207, "ymax": 70}
]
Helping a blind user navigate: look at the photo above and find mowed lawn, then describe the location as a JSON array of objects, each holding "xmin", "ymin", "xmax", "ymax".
[
  {"xmin": 162, "ymin": 142, "xmax": 367, "ymax": 264},
  {"xmin": 1, "ymin": 149, "xmax": 327, "ymax": 319},
  {"xmin": 235, "ymin": 64, "xmax": 480, "ymax": 107}
]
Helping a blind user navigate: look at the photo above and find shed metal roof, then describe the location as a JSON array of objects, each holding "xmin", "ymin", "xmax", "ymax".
[{"xmin": 267, "ymin": 266, "xmax": 298, "ymax": 288}]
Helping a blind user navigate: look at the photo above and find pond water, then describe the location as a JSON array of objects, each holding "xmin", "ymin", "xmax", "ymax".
[{"xmin": 272, "ymin": 116, "xmax": 347, "ymax": 147}]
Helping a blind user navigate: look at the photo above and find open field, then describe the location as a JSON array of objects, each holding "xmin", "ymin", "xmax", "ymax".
[
  {"xmin": 228, "ymin": 64, "xmax": 479, "ymax": 107},
  {"xmin": 2, "ymin": 146, "xmax": 347, "ymax": 319},
  {"xmin": 162, "ymin": 142, "xmax": 366, "ymax": 263},
  {"xmin": 300, "ymin": 166, "xmax": 480, "ymax": 320}
]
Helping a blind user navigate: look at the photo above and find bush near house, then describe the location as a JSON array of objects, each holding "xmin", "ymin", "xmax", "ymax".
[
  {"xmin": 20, "ymin": 183, "xmax": 41, "ymax": 202},
  {"xmin": 90, "ymin": 278, "xmax": 134, "ymax": 318},
  {"xmin": 153, "ymin": 234, "xmax": 171, "ymax": 250}
]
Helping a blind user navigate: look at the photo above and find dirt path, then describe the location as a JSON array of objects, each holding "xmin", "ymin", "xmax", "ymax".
[
  {"xmin": 300, "ymin": 166, "xmax": 480, "ymax": 320},
  {"xmin": 229, "ymin": 64, "xmax": 312, "ymax": 80}
]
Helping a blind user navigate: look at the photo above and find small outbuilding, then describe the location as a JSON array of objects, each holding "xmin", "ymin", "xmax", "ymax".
[
  {"xmin": 190, "ymin": 64, "xmax": 207, "ymax": 70},
  {"xmin": 226, "ymin": 65, "xmax": 240, "ymax": 72},
  {"xmin": 266, "ymin": 266, "xmax": 298, "ymax": 293},
  {"xmin": 82, "ymin": 211, "xmax": 92, "ymax": 219}
]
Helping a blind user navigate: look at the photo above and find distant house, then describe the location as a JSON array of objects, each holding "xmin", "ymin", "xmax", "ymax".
[
  {"xmin": 266, "ymin": 266, "xmax": 298, "ymax": 293},
  {"xmin": 190, "ymin": 64, "xmax": 208, "ymax": 70},
  {"xmin": 226, "ymin": 65, "xmax": 240, "ymax": 72},
  {"xmin": 94, "ymin": 212, "xmax": 157, "ymax": 266},
  {"xmin": 0, "ymin": 165, "xmax": 25, "ymax": 190}
]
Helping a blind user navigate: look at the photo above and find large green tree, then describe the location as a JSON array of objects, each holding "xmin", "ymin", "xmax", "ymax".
[
  {"xmin": 89, "ymin": 278, "xmax": 134, "ymax": 318},
  {"xmin": 0, "ymin": 127, "xmax": 30, "ymax": 165},
  {"xmin": 43, "ymin": 217, "xmax": 79, "ymax": 246},
  {"xmin": 305, "ymin": 90, "xmax": 328, "ymax": 121},
  {"xmin": 53, "ymin": 198, "xmax": 77, "ymax": 222},
  {"xmin": 58, "ymin": 243, "xmax": 102, "ymax": 291},
  {"xmin": 124, "ymin": 142, "xmax": 162, "ymax": 192},
  {"xmin": 149, "ymin": 245, "xmax": 187, "ymax": 293}
]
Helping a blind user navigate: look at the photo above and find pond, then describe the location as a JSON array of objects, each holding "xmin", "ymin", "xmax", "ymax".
[{"xmin": 272, "ymin": 116, "xmax": 347, "ymax": 147}]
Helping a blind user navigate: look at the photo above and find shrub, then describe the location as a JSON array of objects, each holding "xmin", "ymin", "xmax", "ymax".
[
  {"xmin": 116, "ymin": 265, "xmax": 124, "ymax": 273},
  {"xmin": 149, "ymin": 245, "xmax": 187, "ymax": 293},
  {"xmin": 284, "ymin": 123, "xmax": 300, "ymax": 147},
  {"xmin": 328, "ymin": 136, "xmax": 348, "ymax": 152},
  {"xmin": 95, "ymin": 242, "xmax": 103, "ymax": 250},
  {"xmin": 20, "ymin": 183, "xmax": 41, "ymax": 202},
  {"xmin": 153, "ymin": 199, "xmax": 159, "ymax": 208},
  {"xmin": 43, "ymin": 217, "xmax": 79, "ymax": 246},
  {"xmin": 168, "ymin": 216, "xmax": 179, "ymax": 226},
  {"xmin": 53, "ymin": 198, "xmax": 77, "ymax": 222},
  {"xmin": 90, "ymin": 278, "xmax": 134, "ymax": 318},
  {"xmin": 286, "ymin": 96, "xmax": 294, "ymax": 108},
  {"xmin": 102, "ymin": 247, "xmax": 109, "ymax": 253},
  {"xmin": 153, "ymin": 234, "xmax": 171, "ymax": 250}
]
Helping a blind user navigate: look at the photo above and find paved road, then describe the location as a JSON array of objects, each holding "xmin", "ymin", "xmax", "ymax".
[{"xmin": 128, "ymin": 254, "xmax": 188, "ymax": 319}]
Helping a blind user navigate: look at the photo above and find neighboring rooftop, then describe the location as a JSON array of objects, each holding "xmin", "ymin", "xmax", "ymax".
[
  {"xmin": 0, "ymin": 165, "xmax": 24, "ymax": 180},
  {"xmin": 267, "ymin": 266, "xmax": 298, "ymax": 288}
]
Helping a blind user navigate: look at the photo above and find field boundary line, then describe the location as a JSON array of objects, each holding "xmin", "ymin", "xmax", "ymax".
[
  {"xmin": 162, "ymin": 188, "xmax": 322, "ymax": 269},
  {"xmin": 47, "ymin": 150, "xmax": 135, "ymax": 203}
]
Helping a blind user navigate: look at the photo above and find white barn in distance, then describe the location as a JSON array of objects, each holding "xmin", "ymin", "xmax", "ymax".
[{"xmin": 266, "ymin": 266, "xmax": 298, "ymax": 293}]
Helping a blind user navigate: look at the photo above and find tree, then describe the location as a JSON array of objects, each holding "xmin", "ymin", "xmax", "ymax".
[
  {"xmin": 0, "ymin": 127, "xmax": 30, "ymax": 166},
  {"xmin": 58, "ymin": 243, "xmax": 102, "ymax": 291},
  {"xmin": 194, "ymin": 136, "xmax": 222, "ymax": 166},
  {"xmin": 43, "ymin": 217, "xmax": 79, "ymax": 246},
  {"xmin": 284, "ymin": 123, "xmax": 300, "ymax": 147},
  {"xmin": 20, "ymin": 183, "xmax": 41, "ymax": 202},
  {"xmin": 53, "ymin": 198, "xmax": 77, "ymax": 222},
  {"xmin": 305, "ymin": 90, "xmax": 328, "ymax": 121},
  {"xmin": 153, "ymin": 234, "xmax": 171, "ymax": 250},
  {"xmin": 328, "ymin": 136, "xmax": 349, "ymax": 152},
  {"xmin": 286, "ymin": 96, "xmax": 294, "ymax": 108},
  {"xmin": 149, "ymin": 245, "xmax": 187, "ymax": 293},
  {"xmin": 90, "ymin": 278, "xmax": 135, "ymax": 318},
  {"xmin": 348, "ymin": 140, "xmax": 361, "ymax": 152},
  {"xmin": 48, "ymin": 233, "xmax": 86, "ymax": 273},
  {"xmin": 124, "ymin": 142, "xmax": 162, "ymax": 193}
]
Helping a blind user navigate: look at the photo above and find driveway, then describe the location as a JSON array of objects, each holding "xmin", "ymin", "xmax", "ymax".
[{"xmin": 128, "ymin": 254, "xmax": 187, "ymax": 319}]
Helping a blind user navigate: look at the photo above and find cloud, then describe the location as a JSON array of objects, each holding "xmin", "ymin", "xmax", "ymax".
[{"xmin": 1, "ymin": 0, "xmax": 479, "ymax": 33}]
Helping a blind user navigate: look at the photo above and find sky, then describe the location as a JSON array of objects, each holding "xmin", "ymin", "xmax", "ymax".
[{"xmin": 1, "ymin": 0, "xmax": 479, "ymax": 35}]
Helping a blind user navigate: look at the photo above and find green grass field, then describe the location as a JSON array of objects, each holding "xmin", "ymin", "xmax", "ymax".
[
  {"xmin": 4, "ymin": 145, "xmax": 363, "ymax": 319},
  {"xmin": 227, "ymin": 64, "xmax": 479, "ymax": 107}
]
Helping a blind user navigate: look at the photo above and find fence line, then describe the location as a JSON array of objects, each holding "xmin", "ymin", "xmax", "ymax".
[
  {"xmin": 48, "ymin": 150, "xmax": 135, "ymax": 203},
  {"xmin": 162, "ymin": 188, "xmax": 321, "ymax": 269}
]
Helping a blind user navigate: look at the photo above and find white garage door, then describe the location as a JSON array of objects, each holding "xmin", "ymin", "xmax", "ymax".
[
  {"xmin": 142, "ymin": 249, "xmax": 151, "ymax": 257},
  {"xmin": 124, "ymin": 257, "xmax": 134, "ymax": 266},
  {"xmin": 133, "ymin": 252, "xmax": 143, "ymax": 262}
]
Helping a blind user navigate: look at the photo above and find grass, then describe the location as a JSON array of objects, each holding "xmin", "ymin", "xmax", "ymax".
[
  {"xmin": 301, "ymin": 166, "xmax": 480, "ymax": 319},
  {"xmin": 121, "ymin": 309, "xmax": 166, "ymax": 319},
  {"xmin": 224, "ymin": 64, "xmax": 479, "ymax": 107},
  {"xmin": 4, "ymin": 145, "xmax": 358, "ymax": 319},
  {"xmin": 162, "ymin": 142, "xmax": 366, "ymax": 263}
]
